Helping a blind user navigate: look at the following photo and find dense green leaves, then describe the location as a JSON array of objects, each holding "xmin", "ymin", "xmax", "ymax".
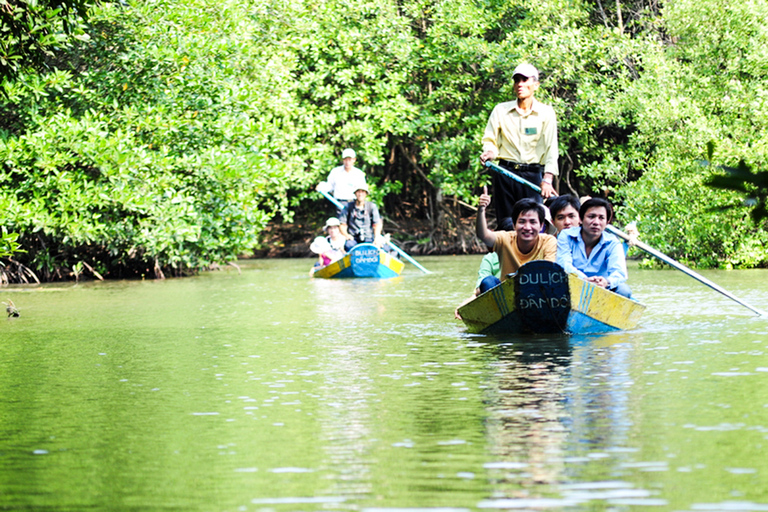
[
  {"xmin": 0, "ymin": 0, "xmax": 94, "ymax": 82},
  {"xmin": 2, "ymin": 0, "xmax": 768, "ymax": 280},
  {"xmin": 1, "ymin": 0, "xmax": 297, "ymax": 278}
]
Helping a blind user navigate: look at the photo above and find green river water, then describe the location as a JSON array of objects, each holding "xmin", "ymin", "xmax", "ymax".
[{"xmin": 1, "ymin": 255, "xmax": 768, "ymax": 512}]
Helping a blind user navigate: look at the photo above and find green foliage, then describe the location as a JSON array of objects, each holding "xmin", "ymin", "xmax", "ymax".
[
  {"xmin": 704, "ymin": 142, "xmax": 768, "ymax": 224},
  {"xmin": 0, "ymin": 0, "xmax": 298, "ymax": 278},
  {"xmin": 3, "ymin": 0, "xmax": 768, "ymax": 278},
  {"xmin": 612, "ymin": 0, "xmax": 768, "ymax": 268},
  {"xmin": 0, "ymin": 0, "xmax": 94, "ymax": 82},
  {"xmin": 0, "ymin": 228, "xmax": 21, "ymax": 259},
  {"xmin": 619, "ymin": 160, "xmax": 761, "ymax": 268}
]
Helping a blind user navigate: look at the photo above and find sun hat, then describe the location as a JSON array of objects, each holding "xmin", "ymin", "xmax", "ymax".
[
  {"xmin": 324, "ymin": 218, "xmax": 341, "ymax": 230},
  {"xmin": 342, "ymin": 148, "xmax": 356, "ymax": 159},
  {"xmin": 309, "ymin": 236, "xmax": 332, "ymax": 255},
  {"xmin": 354, "ymin": 183, "xmax": 369, "ymax": 194},
  {"xmin": 512, "ymin": 63, "xmax": 539, "ymax": 80}
]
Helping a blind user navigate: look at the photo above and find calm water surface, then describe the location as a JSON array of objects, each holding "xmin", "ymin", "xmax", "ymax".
[{"xmin": 2, "ymin": 256, "xmax": 768, "ymax": 511}]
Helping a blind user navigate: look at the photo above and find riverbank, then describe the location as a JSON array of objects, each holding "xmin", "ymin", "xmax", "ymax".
[{"xmin": 254, "ymin": 215, "xmax": 487, "ymax": 258}]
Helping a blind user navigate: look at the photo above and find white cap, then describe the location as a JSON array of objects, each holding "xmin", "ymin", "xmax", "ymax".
[
  {"xmin": 354, "ymin": 183, "xmax": 369, "ymax": 194},
  {"xmin": 324, "ymin": 218, "xmax": 341, "ymax": 230},
  {"xmin": 341, "ymin": 148, "xmax": 356, "ymax": 159},
  {"xmin": 512, "ymin": 63, "xmax": 539, "ymax": 80}
]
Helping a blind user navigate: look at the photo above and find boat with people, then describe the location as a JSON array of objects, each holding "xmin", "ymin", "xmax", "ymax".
[
  {"xmin": 312, "ymin": 243, "xmax": 405, "ymax": 279},
  {"xmin": 457, "ymin": 260, "xmax": 645, "ymax": 335}
]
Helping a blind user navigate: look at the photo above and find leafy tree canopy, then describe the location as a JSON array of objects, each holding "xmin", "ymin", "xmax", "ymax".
[{"xmin": 2, "ymin": 0, "xmax": 768, "ymax": 282}]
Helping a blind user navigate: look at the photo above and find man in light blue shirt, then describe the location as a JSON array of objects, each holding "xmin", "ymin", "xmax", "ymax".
[{"xmin": 556, "ymin": 197, "xmax": 631, "ymax": 297}]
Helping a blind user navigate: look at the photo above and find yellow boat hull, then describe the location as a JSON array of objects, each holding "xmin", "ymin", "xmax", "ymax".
[{"xmin": 457, "ymin": 260, "xmax": 645, "ymax": 334}]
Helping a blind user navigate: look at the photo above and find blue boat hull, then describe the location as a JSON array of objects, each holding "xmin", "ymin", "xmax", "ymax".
[{"xmin": 312, "ymin": 243, "xmax": 405, "ymax": 279}]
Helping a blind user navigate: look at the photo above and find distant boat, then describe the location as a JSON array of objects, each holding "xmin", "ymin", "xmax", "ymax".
[
  {"xmin": 457, "ymin": 260, "xmax": 645, "ymax": 335},
  {"xmin": 312, "ymin": 243, "xmax": 404, "ymax": 279}
]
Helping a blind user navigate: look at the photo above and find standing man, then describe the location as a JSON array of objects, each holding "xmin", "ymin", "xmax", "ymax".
[
  {"xmin": 475, "ymin": 187, "xmax": 557, "ymax": 292},
  {"xmin": 317, "ymin": 148, "xmax": 367, "ymax": 215},
  {"xmin": 480, "ymin": 63, "xmax": 559, "ymax": 229},
  {"xmin": 556, "ymin": 197, "xmax": 631, "ymax": 297},
  {"xmin": 339, "ymin": 184, "xmax": 390, "ymax": 252}
]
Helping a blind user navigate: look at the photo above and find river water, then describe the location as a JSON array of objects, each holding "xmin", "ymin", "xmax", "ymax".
[{"xmin": 1, "ymin": 255, "xmax": 768, "ymax": 511}]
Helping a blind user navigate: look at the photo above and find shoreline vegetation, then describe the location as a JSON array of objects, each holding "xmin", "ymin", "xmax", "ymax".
[{"xmin": 2, "ymin": 0, "xmax": 768, "ymax": 284}]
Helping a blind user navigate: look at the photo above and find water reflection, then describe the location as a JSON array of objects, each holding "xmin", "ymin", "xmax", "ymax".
[
  {"xmin": 479, "ymin": 332, "xmax": 656, "ymax": 506},
  {"xmin": 2, "ymin": 258, "xmax": 768, "ymax": 511},
  {"xmin": 479, "ymin": 337, "xmax": 572, "ymax": 497}
]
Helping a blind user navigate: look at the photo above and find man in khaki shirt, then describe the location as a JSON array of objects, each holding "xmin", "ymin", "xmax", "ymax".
[
  {"xmin": 480, "ymin": 63, "xmax": 559, "ymax": 230},
  {"xmin": 475, "ymin": 187, "xmax": 557, "ymax": 291}
]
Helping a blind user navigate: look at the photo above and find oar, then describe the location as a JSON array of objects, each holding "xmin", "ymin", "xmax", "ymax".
[
  {"xmin": 483, "ymin": 160, "xmax": 549, "ymax": 195},
  {"xmin": 317, "ymin": 189, "xmax": 432, "ymax": 274},
  {"xmin": 483, "ymin": 160, "xmax": 768, "ymax": 316},
  {"xmin": 605, "ymin": 225, "xmax": 767, "ymax": 316}
]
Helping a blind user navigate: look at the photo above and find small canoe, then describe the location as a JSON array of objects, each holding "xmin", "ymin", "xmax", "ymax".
[
  {"xmin": 457, "ymin": 260, "xmax": 645, "ymax": 335},
  {"xmin": 312, "ymin": 243, "xmax": 405, "ymax": 279}
]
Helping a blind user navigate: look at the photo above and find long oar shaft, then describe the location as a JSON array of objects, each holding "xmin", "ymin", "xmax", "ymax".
[
  {"xmin": 605, "ymin": 225, "xmax": 767, "ymax": 316},
  {"xmin": 484, "ymin": 160, "xmax": 543, "ymax": 193},
  {"xmin": 484, "ymin": 160, "xmax": 767, "ymax": 316},
  {"xmin": 318, "ymin": 189, "xmax": 432, "ymax": 274}
]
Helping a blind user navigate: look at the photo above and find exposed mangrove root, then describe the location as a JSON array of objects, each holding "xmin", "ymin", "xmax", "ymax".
[{"xmin": 0, "ymin": 259, "xmax": 41, "ymax": 286}]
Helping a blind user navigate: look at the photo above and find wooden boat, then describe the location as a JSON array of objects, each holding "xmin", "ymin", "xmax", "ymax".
[
  {"xmin": 457, "ymin": 260, "xmax": 645, "ymax": 335},
  {"xmin": 312, "ymin": 243, "xmax": 405, "ymax": 279}
]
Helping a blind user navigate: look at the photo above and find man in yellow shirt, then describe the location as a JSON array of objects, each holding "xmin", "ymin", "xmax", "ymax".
[
  {"xmin": 475, "ymin": 186, "xmax": 557, "ymax": 292},
  {"xmin": 480, "ymin": 63, "xmax": 559, "ymax": 230}
]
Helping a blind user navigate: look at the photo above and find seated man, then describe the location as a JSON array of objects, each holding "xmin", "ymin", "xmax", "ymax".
[
  {"xmin": 554, "ymin": 194, "xmax": 639, "ymax": 251},
  {"xmin": 476, "ymin": 186, "xmax": 557, "ymax": 291},
  {"xmin": 546, "ymin": 194, "xmax": 581, "ymax": 233},
  {"xmin": 339, "ymin": 184, "xmax": 390, "ymax": 252},
  {"xmin": 556, "ymin": 197, "xmax": 631, "ymax": 297}
]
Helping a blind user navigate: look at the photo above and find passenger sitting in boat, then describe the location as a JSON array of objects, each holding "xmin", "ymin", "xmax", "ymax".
[
  {"xmin": 466, "ymin": 204, "xmax": 557, "ymax": 299},
  {"xmin": 546, "ymin": 194, "xmax": 581, "ymax": 233},
  {"xmin": 323, "ymin": 217, "xmax": 347, "ymax": 254},
  {"xmin": 308, "ymin": 219, "xmax": 346, "ymax": 276},
  {"xmin": 553, "ymin": 194, "xmax": 639, "ymax": 253},
  {"xmin": 556, "ymin": 197, "xmax": 632, "ymax": 297},
  {"xmin": 476, "ymin": 188, "xmax": 557, "ymax": 292},
  {"xmin": 339, "ymin": 183, "xmax": 392, "ymax": 253}
]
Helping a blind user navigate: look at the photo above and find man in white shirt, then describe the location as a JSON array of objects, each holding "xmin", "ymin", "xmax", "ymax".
[{"xmin": 317, "ymin": 148, "xmax": 367, "ymax": 215}]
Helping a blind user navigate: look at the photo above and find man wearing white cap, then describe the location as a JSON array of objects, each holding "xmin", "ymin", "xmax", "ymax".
[
  {"xmin": 480, "ymin": 63, "xmax": 559, "ymax": 229},
  {"xmin": 316, "ymin": 148, "xmax": 367, "ymax": 215}
]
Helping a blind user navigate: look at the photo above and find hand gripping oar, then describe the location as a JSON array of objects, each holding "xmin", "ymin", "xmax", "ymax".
[
  {"xmin": 317, "ymin": 189, "xmax": 432, "ymax": 274},
  {"xmin": 483, "ymin": 160, "xmax": 768, "ymax": 316}
]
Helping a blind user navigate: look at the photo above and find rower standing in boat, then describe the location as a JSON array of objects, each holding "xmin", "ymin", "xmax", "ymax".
[
  {"xmin": 556, "ymin": 197, "xmax": 632, "ymax": 297},
  {"xmin": 480, "ymin": 63, "xmax": 559, "ymax": 229},
  {"xmin": 316, "ymin": 148, "xmax": 367, "ymax": 215},
  {"xmin": 339, "ymin": 184, "xmax": 391, "ymax": 253}
]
